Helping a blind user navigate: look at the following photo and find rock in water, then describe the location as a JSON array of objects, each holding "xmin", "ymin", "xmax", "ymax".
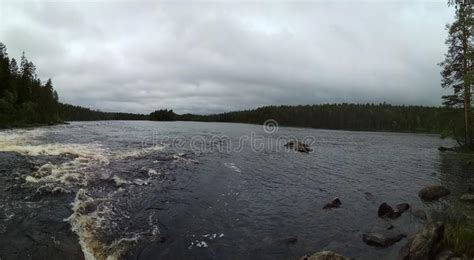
[
  {"xmin": 418, "ymin": 185, "xmax": 450, "ymax": 202},
  {"xmin": 396, "ymin": 203, "xmax": 410, "ymax": 213},
  {"xmin": 437, "ymin": 146, "xmax": 455, "ymax": 152},
  {"xmin": 412, "ymin": 210, "xmax": 428, "ymax": 222},
  {"xmin": 399, "ymin": 221, "xmax": 444, "ymax": 260},
  {"xmin": 323, "ymin": 197, "xmax": 342, "ymax": 209},
  {"xmin": 378, "ymin": 203, "xmax": 403, "ymax": 219},
  {"xmin": 378, "ymin": 203, "xmax": 395, "ymax": 218},
  {"xmin": 285, "ymin": 141, "xmax": 313, "ymax": 153},
  {"xmin": 362, "ymin": 233, "xmax": 405, "ymax": 247},
  {"xmin": 278, "ymin": 236, "xmax": 298, "ymax": 244},
  {"xmin": 460, "ymin": 194, "xmax": 474, "ymax": 203},
  {"xmin": 300, "ymin": 251, "xmax": 350, "ymax": 260},
  {"xmin": 434, "ymin": 250, "xmax": 454, "ymax": 260}
]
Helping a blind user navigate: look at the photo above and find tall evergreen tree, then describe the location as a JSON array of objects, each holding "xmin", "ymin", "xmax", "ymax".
[
  {"xmin": 0, "ymin": 42, "xmax": 62, "ymax": 127},
  {"xmin": 0, "ymin": 43, "xmax": 10, "ymax": 94},
  {"xmin": 440, "ymin": 1, "xmax": 474, "ymax": 146}
]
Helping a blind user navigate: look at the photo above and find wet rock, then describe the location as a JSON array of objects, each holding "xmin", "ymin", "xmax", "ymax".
[
  {"xmin": 438, "ymin": 146, "xmax": 455, "ymax": 152},
  {"xmin": 396, "ymin": 203, "xmax": 410, "ymax": 214},
  {"xmin": 378, "ymin": 203, "xmax": 404, "ymax": 219},
  {"xmin": 398, "ymin": 221, "xmax": 444, "ymax": 260},
  {"xmin": 460, "ymin": 194, "xmax": 474, "ymax": 203},
  {"xmin": 285, "ymin": 141, "xmax": 313, "ymax": 153},
  {"xmin": 323, "ymin": 197, "xmax": 341, "ymax": 209},
  {"xmin": 387, "ymin": 224, "xmax": 394, "ymax": 230},
  {"xmin": 300, "ymin": 251, "xmax": 350, "ymax": 260},
  {"xmin": 434, "ymin": 250, "xmax": 454, "ymax": 260},
  {"xmin": 364, "ymin": 192, "xmax": 375, "ymax": 201},
  {"xmin": 378, "ymin": 203, "xmax": 395, "ymax": 218},
  {"xmin": 278, "ymin": 236, "xmax": 298, "ymax": 244},
  {"xmin": 418, "ymin": 185, "xmax": 450, "ymax": 202},
  {"xmin": 412, "ymin": 210, "xmax": 428, "ymax": 222},
  {"xmin": 362, "ymin": 233, "xmax": 405, "ymax": 247}
]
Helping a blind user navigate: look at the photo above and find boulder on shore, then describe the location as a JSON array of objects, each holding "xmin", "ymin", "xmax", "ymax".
[
  {"xmin": 418, "ymin": 185, "xmax": 450, "ymax": 202},
  {"xmin": 460, "ymin": 194, "xmax": 474, "ymax": 203},
  {"xmin": 398, "ymin": 221, "xmax": 445, "ymax": 260},
  {"xmin": 300, "ymin": 251, "xmax": 350, "ymax": 260},
  {"xmin": 362, "ymin": 233, "xmax": 405, "ymax": 247},
  {"xmin": 323, "ymin": 197, "xmax": 342, "ymax": 209},
  {"xmin": 285, "ymin": 141, "xmax": 313, "ymax": 153},
  {"xmin": 434, "ymin": 250, "xmax": 454, "ymax": 260}
]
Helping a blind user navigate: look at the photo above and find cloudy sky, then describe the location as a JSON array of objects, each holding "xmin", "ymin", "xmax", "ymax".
[{"xmin": 0, "ymin": 0, "xmax": 454, "ymax": 114}]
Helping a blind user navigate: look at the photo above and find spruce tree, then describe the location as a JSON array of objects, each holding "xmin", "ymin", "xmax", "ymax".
[{"xmin": 440, "ymin": 1, "xmax": 474, "ymax": 146}]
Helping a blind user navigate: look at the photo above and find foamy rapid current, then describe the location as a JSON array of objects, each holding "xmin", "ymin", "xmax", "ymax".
[{"xmin": 0, "ymin": 128, "xmax": 195, "ymax": 260}]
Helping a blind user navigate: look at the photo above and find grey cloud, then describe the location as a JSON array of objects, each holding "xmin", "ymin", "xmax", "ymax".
[{"xmin": 0, "ymin": 0, "xmax": 454, "ymax": 114}]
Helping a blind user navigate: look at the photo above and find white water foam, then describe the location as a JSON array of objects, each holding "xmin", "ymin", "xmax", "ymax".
[
  {"xmin": 224, "ymin": 162, "xmax": 242, "ymax": 173},
  {"xmin": 0, "ymin": 129, "xmax": 169, "ymax": 260}
]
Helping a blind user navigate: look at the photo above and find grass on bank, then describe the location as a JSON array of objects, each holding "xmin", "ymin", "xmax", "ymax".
[{"xmin": 443, "ymin": 220, "xmax": 474, "ymax": 257}]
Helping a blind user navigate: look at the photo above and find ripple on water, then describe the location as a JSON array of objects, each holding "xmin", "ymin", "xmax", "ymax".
[{"xmin": 0, "ymin": 122, "xmax": 463, "ymax": 260}]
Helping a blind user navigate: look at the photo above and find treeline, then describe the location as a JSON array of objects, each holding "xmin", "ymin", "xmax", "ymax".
[
  {"xmin": 0, "ymin": 42, "xmax": 148, "ymax": 127},
  {"xmin": 175, "ymin": 104, "xmax": 453, "ymax": 133},
  {"xmin": 59, "ymin": 103, "xmax": 147, "ymax": 121},
  {"xmin": 0, "ymin": 41, "xmax": 460, "ymax": 134},
  {"xmin": 0, "ymin": 43, "xmax": 60, "ymax": 126},
  {"xmin": 149, "ymin": 109, "xmax": 176, "ymax": 121}
]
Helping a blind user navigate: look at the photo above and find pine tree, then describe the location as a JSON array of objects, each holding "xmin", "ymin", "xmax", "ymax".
[
  {"xmin": 0, "ymin": 43, "xmax": 10, "ymax": 94},
  {"xmin": 440, "ymin": 1, "xmax": 474, "ymax": 146}
]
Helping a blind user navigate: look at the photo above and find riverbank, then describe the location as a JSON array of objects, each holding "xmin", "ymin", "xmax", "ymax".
[{"xmin": 0, "ymin": 121, "xmax": 69, "ymax": 130}]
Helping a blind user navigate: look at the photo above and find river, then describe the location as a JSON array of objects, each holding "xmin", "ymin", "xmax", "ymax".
[{"xmin": 1, "ymin": 121, "xmax": 471, "ymax": 260}]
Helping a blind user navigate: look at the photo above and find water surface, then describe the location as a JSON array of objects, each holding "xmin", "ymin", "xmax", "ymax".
[{"xmin": 0, "ymin": 121, "xmax": 471, "ymax": 260}]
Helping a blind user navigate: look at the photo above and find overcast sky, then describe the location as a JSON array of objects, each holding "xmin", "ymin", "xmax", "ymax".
[{"xmin": 0, "ymin": 0, "xmax": 454, "ymax": 114}]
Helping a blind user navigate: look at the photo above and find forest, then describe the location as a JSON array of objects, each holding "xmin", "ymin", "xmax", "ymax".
[
  {"xmin": 0, "ymin": 42, "xmax": 147, "ymax": 127},
  {"xmin": 0, "ymin": 43, "xmax": 60, "ymax": 126},
  {"xmin": 59, "ymin": 103, "xmax": 147, "ymax": 121},
  {"xmin": 164, "ymin": 104, "xmax": 456, "ymax": 134}
]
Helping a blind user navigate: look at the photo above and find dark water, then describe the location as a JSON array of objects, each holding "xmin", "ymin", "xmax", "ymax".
[{"xmin": 0, "ymin": 121, "xmax": 472, "ymax": 260}]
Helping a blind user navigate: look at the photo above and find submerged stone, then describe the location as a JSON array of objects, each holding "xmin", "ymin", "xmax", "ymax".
[
  {"xmin": 301, "ymin": 251, "xmax": 350, "ymax": 260},
  {"xmin": 395, "ymin": 203, "xmax": 410, "ymax": 213},
  {"xmin": 278, "ymin": 236, "xmax": 298, "ymax": 244},
  {"xmin": 362, "ymin": 233, "xmax": 405, "ymax": 247},
  {"xmin": 418, "ymin": 185, "xmax": 450, "ymax": 202},
  {"xmin": 460, "ymin": 194, "xmax": 474, "ymax": 202},
  {"xmin": 412, "ymin": 210, "xmax": 428, "ymax": 222}
]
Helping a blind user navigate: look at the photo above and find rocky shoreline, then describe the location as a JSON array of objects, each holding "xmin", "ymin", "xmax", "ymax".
[{"xmin": 303, "ymin": 183, "xmax": 474, "ymax": 260}]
